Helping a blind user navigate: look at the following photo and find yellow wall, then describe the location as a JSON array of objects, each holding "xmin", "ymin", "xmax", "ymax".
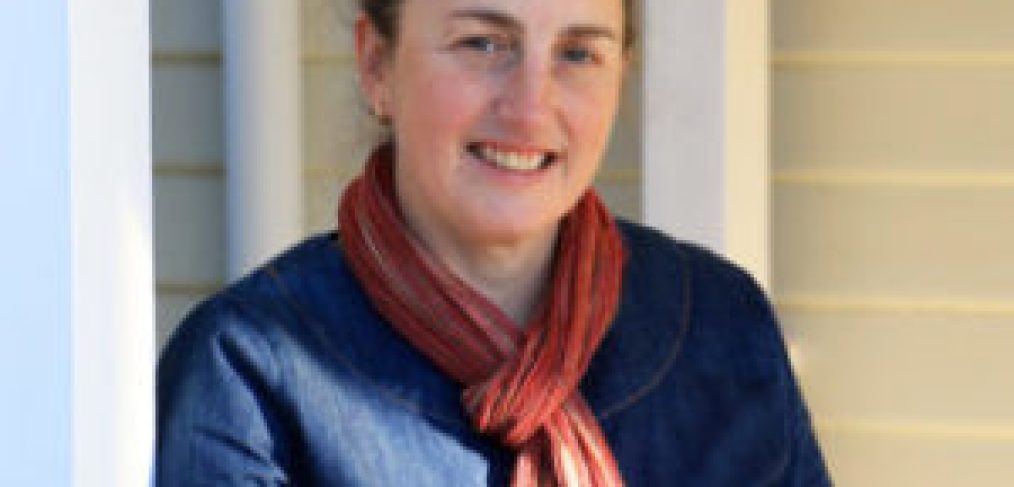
[{"xmin": 772, "ymin": 0, "xmax": 1014, "ymax": 484}]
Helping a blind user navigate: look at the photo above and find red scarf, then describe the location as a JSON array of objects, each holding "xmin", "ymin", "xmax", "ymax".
[{"xmin": 339, "ymin": 145, "xmax": 626, "ymax": 486}]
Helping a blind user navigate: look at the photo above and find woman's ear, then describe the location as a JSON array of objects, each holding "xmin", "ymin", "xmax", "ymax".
[{"xmin": 354, "ymin": 13, "xmax": 391, "ymax": 121}]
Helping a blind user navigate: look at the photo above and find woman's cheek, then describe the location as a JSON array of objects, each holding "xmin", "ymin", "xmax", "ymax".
[{"xmin": 563, "ymin": 93, "xmax": 615, "ymax": 159}]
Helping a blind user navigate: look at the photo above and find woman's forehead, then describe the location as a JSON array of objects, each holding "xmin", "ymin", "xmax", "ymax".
[{"xmin": 401, "ymin": 0, "xmax": 624, "ymax": 31}]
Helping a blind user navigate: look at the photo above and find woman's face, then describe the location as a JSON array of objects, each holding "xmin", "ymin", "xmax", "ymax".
[{"xmin": 363, "ymin": 0, "xmax": 626, "ymax": 248}]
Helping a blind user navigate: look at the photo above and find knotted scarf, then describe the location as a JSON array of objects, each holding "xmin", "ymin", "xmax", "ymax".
[{"xmin": 338, "ymin": 145, "xmax": 626, "ymax": 486}]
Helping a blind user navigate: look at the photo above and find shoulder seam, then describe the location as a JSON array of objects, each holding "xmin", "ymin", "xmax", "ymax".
[{"xmin": 597, "ymin": 242, "xmax": 695, "ymax": 420}]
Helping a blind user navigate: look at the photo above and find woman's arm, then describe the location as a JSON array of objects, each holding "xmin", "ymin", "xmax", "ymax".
[{"xmin": 157, "ymin": 297, "xmax": 293, "ymax": 486}]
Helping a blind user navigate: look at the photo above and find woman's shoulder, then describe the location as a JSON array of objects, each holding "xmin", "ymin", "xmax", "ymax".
[
  {"xmin": 612, "ymin": 218, "xmax": 786, "ymax": 376},
  {"xmin": 605, "ymin": 220, "xmax": 827, "ymax": 485},
  {"xmin": 158, "ymin": 235, "xmax": 319, "ymax": 362},
  {"xmin": 158, "ymin": 233, "xmax": 363, "ymax": 386},
  {"xmin": 164, "ymin": 235, "xmax": 342, "ymax": 335},
  {"xmin": 158, "ymin": 231, "xmax": 459, "ymax": 415},
  {"xmin": 155, "ymin": 233, "xmax": 374, "ymax": 484},
  {"xmin": 615, "ymin": 218, "xmax": 767, "ymax": 302}
]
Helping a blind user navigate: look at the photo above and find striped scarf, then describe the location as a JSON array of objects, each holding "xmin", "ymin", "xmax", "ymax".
[{"xmin": 338, "ymin": 145, "xmax": 626, "ymax": 486}]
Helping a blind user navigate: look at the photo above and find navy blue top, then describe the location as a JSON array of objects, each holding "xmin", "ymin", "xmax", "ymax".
[{"xmin": 157, "ymin": 220, "xmax": 831, "ymax": 486}]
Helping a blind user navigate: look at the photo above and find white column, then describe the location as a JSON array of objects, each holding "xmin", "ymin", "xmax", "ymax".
[
  {"xmin": 222, "ymin": 0, "xmax": 303, "ymax": 280},
  {"xmin": 0, "ymin": 1, "xmax": 153, "ymax": 486},
  {"xmin": 69, "ymin": 2, "xmax": 154, "ymax": 485},
  {"xmin": 642, "ymin": 0, "xmax": 770, "ymax": 286}
]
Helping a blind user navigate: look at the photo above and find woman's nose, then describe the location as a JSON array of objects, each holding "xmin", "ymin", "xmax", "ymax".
[{"xmin": 493, "ymin": 53, "xmax": 556, "ymax": 131}]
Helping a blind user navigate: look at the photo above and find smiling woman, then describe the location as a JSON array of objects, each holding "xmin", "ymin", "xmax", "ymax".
[
  {"xmin": 358, "ymin": 0, "xmax": 627, "ymax": 324},
  {"xmin": 156, "ymin": 1, "xmax": 830, "ymax": 485}
]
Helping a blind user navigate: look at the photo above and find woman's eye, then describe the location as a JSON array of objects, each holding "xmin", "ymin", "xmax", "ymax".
[
  {"xmin": 459, "ymin": 36, "xmax": 505, "ymax": 54},
  {"xmin": 561, "ymin": 46, "xmax": 595, "ymax": 64}
]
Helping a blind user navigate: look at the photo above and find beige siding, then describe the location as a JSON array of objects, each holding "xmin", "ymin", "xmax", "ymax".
[
  {"xmin": 153, "ymin": 0, "xmax": 643, "ymax": 347},
  {"xmin": 789, "ymin": 311, "xmax": 1014, "ymax": 423},
  {"xmin": 151, "ymin": 0, "xmax": 220, "ymax": 52},
  {"xmin": 819, "ymin": 429, "xmax": 1014, "ymax": 487},
  {"xmin": 154, "ymin": 176, "xmax": 225, "ymax": 285},
  {"xmin": 773, "ymin": 0, "xmax": 1014, "ymax": 51},
  {"xmin": 773, "ymin": 67, "xmax": 1014, "ymax": 174},
  {"xmin": 775, "ymin": 185, "xmax": 1014, "ymax": 299},
  {"xmin": 773, "ymin": 0, "xmax": 1014, "ymax": 484},
  {"xmin": 152, "ymin": 0, "xmax": 225, "ymax": 345},
  {"xmin": 300, "ymin": 0, "xmax": 376, "ymax": 234}
]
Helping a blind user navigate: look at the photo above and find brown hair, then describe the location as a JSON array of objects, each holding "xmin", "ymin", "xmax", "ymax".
[{"xmin": 358, "ymin": 0, "xmax": 637, "ymax": 51}]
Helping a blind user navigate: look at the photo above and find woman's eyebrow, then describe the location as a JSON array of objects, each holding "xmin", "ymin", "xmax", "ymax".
[
  {"xmin": 448, "ymin": 9, "xmax": 619, "ymax": 44},
  {"xmin": 449, "ymin": 8, "xmax": 523, "ymax": 32},
  {"xmin": 563, "ymin": 25, "xmax": 619, "ymax": 44}
]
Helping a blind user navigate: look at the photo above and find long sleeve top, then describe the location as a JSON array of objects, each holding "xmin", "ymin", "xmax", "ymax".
[{"xmin": 157, "ymin": 220, "xmax": 832, "ymax": 486}]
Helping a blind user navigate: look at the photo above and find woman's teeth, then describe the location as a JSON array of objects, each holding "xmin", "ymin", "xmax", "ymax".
[{"xmin": 475, "ymin": 144, "xmax": 548, "ymax": 171}]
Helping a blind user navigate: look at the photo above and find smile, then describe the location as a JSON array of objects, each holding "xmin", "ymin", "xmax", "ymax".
[{"xmin": 467, "ymin": 143, "xmax": 557, "ymax": 172}]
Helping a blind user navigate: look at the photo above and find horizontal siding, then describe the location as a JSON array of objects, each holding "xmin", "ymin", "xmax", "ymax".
[
  {"xmin": 773, "ymin": 169, "xmax": 1014, "ymax": 189},
  {"xmin": 773, "ymin": 67, "xmax": 1014, "ymax": 173},
  {"xmin": 304, "ymin": 166, "xmax": 355, "ymax": 234},
  {"xmin": 154, "ymin": 176, "xmax": 225, "ymax": 284},
  {"xmin": 153, "ymin": 0, "xmax": 224, "ymax": 349},
  {"xmin": 817, "ymin": 428, "xmax": 1014, "ymax": 486},
  {"xmin": 300, "ymin": 0, "xmax": 356, "ymax": 55},
  {"xmin": 773, "ymin": 0, "xmax": 1014, "ymax": 50},
  {"xmin": 783, "ymin": 310, "xmax": 1014, "ymax": 423},
  {"xmin": 773, "ymin": 50, "xmax": 1014, "ymax": 69},
  {"xmin": 152, "ymin": 64, "xmax": 222, "ymax": 164},
  {"xmin": 302, "ymin": 62, "xmax": 377, "ymax": 170},
  {"xmin": 151, "ymin": 0, "xmax": 220, "ymax": 52},
  {"xmin": 773, "ymin": 0, "xmax": 1014, "ymax": 484},
  {"xmin": 774, "ymin": 185, "xmax": 1014, "ymax": 299}
]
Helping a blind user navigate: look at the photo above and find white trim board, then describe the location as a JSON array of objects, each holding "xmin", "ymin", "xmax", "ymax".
[
  {"xmin": 70, "ymin": 2, "xmax": 154, "ymax": 485},
  {"xmin": 643, "ymin": 0, "xmax": 770, "ymax": 287}
]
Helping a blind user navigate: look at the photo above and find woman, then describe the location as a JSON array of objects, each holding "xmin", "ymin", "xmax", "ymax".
[{"xmin": 157, "ymin": 0, "xmax": 831, "ymax": 485}]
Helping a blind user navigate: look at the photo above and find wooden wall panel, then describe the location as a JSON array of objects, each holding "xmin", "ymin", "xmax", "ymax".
[
  {"xmin": 773, "ymin": 0, "xmax": 1014, "ymax": 483},
  {"xmin": 152, "ymin": 0, "xmax": 220, "ymax": 52},
  {"xmin": 154, "ymin": 176, "xmax": 225, "ymax": 285},
  {"xmin": 774, "ymin": 185, "xmax": 1014, "ymax": 299},
  {"xmin": 773, "ymin": 0, "xmax": 1014, "ymax": 50},
  {"xmin": 817, "ymin": 429, "xmax": 1014, "ymax": 486},
  {"xmin": 301, "ymin": 0, "xmax": 356, "ymax": 55},
  {"xmin": 152, "ymin": 65, "xmax": 223, "ymax": 165},
  {"xmin": 783, "ymin": 311, "xmax": 1014, "ymax": 423},
  {"xmin": 304, "ymin": 167, "xmax": 355, "ymax": 233},
  {"xmin": 302, "ymin": 63, "xmax": 375, "ymax": 171},
  {"xmin": 774, "ymin": 68, "xmax": 1014, "ymax": 173}
]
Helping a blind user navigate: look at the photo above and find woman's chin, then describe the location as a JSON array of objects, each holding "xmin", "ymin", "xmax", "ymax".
[{"xmin": 460, "ymin": 214, "xmax": 561, "ymax": 249}]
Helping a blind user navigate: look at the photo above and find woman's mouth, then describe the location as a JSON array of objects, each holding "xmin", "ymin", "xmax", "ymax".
[{"xmin": 466, "ymin": 143, "xmax": 557, "ymax": 172}]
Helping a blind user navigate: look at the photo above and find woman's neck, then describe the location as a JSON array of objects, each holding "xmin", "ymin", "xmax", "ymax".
[
  {"xmin": 401, "ymin": 209, "xmax": 558, "ymax": 326},
  {"xmin": 444, "ymin": 233, "xmax": 557, "ymax": 325}
]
